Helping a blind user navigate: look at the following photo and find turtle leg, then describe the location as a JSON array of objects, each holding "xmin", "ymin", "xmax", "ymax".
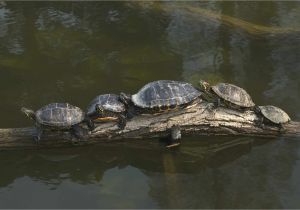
[
  {"xmin": 212, "ymin": 97, "xmax": 221, "ymax": 109},
  {"xmin": 205, "ymin": 102, "xmax": 216, "ymax": 113},
  {"xmin": 122, "ymin": 106, "xmax": 135, "ymax": 120},
  {"xmin": 253, "ymin": 117, "xmax": 263, "ymax": 128},
  {"xmin": 259, "ymin": 117, "xmax": 266, "ymax": 130},
  {"xmin": 217, "ymin": 98, "xmax": 222, "ymax": 107},
  {"xmin": 34, "ymin": 126, "xmax": 43, "ymax": 143},
  {"xmin": 117, "ymin": 114, "xmax": 127, "ymax": 129},
  {"xmin": 212, "ymin": 98, "xmax": 218, "ymax": 109},
  {"xmin": 71, "ymin": 124, "xmax": 89, "ymax": 141},
  {"xmin": 278, "ymin": 123, "xmax": 286, "ymax": 133},
  {"xmin": 166, "ymin": 125, "xmax": 181, "ymax": 148},
  {"xmin": 85, "ymin": 116, "xmax": 95, "ymax": 131}
]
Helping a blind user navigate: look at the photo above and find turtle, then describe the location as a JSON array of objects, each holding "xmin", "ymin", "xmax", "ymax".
[
  {"xmin": 21, "ymin": 103, "xmax": 93, "ymax": 142},
  {"xmin": 86, "ymin": 94, "xmax": 127, "ymax": 129},
  {"xmin": 198, "ymin": 80, "xmax": 255, "ymax": 110},
  {"xmin": 255, "ymin": 105, "xmax": 291, "ymax": 131},
  {"xmin": 120, "ymin": 80, "xmax": 203, "ymax": 147}
]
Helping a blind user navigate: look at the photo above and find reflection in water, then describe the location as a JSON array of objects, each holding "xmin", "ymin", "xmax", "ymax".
[
  {"xmin": 263, "ymin": 33, "xmax": 300, "ymax": 115},
  {"xmin": 166, "ymin": 5, "xmax": 225, "ymax": 84},
  {"xmin": 0, "ymin": 5, "xmax": 24, "ymax": 55},
  {"xmin": 2, "ymin": 137, "xmax": 298, "ymax": 208},
  {"xmin": 0, "ymin": 138, "xmax": 254, "ymax": 187},
  {"xmin": 147, "ymin": 139, "xmax": 300, "ymax": 209},
  {"xmin": 0, "ymin": 1, "xmax": 300, "ymax": 208},
  {"xmin": 36, "ymin": 7, "xmax": 81, "ymax": 30}
]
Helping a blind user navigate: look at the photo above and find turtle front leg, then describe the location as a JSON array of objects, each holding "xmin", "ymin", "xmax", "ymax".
[
  {"xmin": 254, "ymin": 117, "xmax": 266, "ymax": 130},
  {"xmin": 118, "ymin": 114, "xmax": 127, "ymax": 129},
  {"xmin": 166, "ymin": 125, "xmax": 181, "ymax": 148},
  {"xmin": 217, "ymin": 98, "xmax": 222, "ymax": 107},
  {"xmin": 71, "ymin": 124, "xmax": 89, "ymax": 141},
  {"xmin": 85, "ymin": 116, "xmax": 95, "ymax": 131},
  {"xmin": 34, "ymin": 125, "xmax": 43, "ymax": 143},
  {"xmin": 278, "ymin": 123, "xmax": 286, "ymax": 134},
  {"xmin": 212, "ymin": 98, "xmax": 219, "ymax": 109},
  {"xmin": 129, "ymin": 106, "xmax": 140, "ymax": 118},
  {"xmin": 259, "ymin": 117, "xmax": 266, "ymax": 130},
  {"xmin": 212, "ymin": 97, "xmax": 221, "ymax": 109}
]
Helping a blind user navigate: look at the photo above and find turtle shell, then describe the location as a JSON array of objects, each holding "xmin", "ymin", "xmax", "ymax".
[
  {"xmin": 132, "ymin": 80, "xmax": 201, "ymax": 108},
  {"xmin": 87, "ymin": 94, "xmax": 125, "ymax": 116},
  {"xmin": 259, "ymin": 105, "xmax": 291, "ymax": 124},
  {"xmin": 211, "ymin": 83, "xmax": 255, "ymax": 108},
  {"xmin": 36, "ymin": 103, "xmax": 85, "ymax": 128}
]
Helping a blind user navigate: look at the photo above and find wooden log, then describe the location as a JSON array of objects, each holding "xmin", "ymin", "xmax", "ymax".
[
  {"xmin": 176, "ymin": 6, "xmax": 300, "ymax": 37},
  {"xmin": 0, "ymin": 102, "xmax": 299, "ymax": 150},
  {"xmin": 132, "ymin": 2, "xmax": 300, "ymax": 37}
]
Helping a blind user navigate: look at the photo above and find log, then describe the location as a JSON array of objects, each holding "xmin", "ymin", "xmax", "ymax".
[
  {"xmin": 0, "ymin": 102, "xmax": 299, "ymax": 150},
  {"xmin": 175, "ymin": 5, "xmax": 300, "ymax": 37},
  {"xmin": 132, "ymin": 2, "xmax": 300, "ymax": 38}
]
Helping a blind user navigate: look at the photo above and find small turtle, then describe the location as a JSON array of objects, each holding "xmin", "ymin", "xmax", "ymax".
[
  {"xmin": 86, "ymin": 94, "xmax": 127, "ymax": 129},
  {"xmin": 256, "ymin": 105, "xmax": 291, "ymax": 131},
  {"xmin": 198, "ymin": 80, "xmax": 255, "ymax": 110},
  {"xmin": 120, "ymin": 80, "xmax": 203, "ymax": 147},
  {"xmin": 21, "ymin": 103, "xmax": 92, "ymax": 142}
]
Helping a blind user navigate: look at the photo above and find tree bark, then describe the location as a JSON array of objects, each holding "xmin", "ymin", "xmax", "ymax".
[{"xmin": 0, "ymin": 102, "xmax": 299, "ymax": 150}]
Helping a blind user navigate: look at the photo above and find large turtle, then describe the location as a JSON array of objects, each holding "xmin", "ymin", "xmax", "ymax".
[
  {"xmin": 256, "ymin": 105, "xmax": 291, "ymax": 131},
  {"xmin": 21, "ymin": 103, "xmax": 92, "ymax": 142},
  {"xmin": 120, "ymin": 80, "xmax": 203, "ymax": 147},
  {"xmin": 86, "ymin": 94, "xmax": 127, "ymax": 129},
  {"xmin": 198, "ymin": 80, "xmax": 255, "ymax": 110}
]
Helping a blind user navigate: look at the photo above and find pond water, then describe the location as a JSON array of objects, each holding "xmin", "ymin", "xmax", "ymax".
[{"xmin": 0, "ymin": 1, "xmax": 300, "ymax": 208}]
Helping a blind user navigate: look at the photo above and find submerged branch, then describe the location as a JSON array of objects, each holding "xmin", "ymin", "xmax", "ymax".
[
  {"xmin": 179, "ymin": 6, "xmax": 300, "ymax": 37},
  {"xmin": 135, "ymin": 2, "xmax": 300, "ymax": 37},
  {"xmin": 0, "ymin": 102, "xmax": 299, "ymax": 150}
]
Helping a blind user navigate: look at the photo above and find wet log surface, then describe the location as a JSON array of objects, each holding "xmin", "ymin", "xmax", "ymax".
[{"xmin": 0, "ymin": 102, "xmax": 299, "ymax": 150}]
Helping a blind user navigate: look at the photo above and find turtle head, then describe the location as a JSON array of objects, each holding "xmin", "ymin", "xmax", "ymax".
[
  {"xmin": 95, "ymin": 104, "xmax": 105, "ymax": 115},
  {"xmin": 119, "ymin": 92, "xmax": 132, "ymax": 106},
  {"xmin": 198, "ymin": 80, "xmax": 211, "ymax": 92},
  {"xmin": 21, "ymin": 107, "xmax": 36, "ymax": 120}
]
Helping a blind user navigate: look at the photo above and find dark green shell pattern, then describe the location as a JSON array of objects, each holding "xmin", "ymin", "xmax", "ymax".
[
  {"xmin": 87, "ymin": 94, "xmax": 126, "ymax": 116},
  {"xmin": 212, "ymin": 83, "xmax": 255, "ymax": 108},
  {"xmin": 132, "ymin": 80, "xmax": 202, "ymax": 109},
  {"xmin": 36, "ymin": 103, "xmax": 85, "ymax": 128}
]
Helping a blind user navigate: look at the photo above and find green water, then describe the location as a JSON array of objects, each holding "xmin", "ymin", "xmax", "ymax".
[{"xmin": 0, "ymin": 1, "xmax": 300, "ymax": 208}]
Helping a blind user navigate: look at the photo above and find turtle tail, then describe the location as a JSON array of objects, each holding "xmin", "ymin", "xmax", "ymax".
[{"xmin": 21, "ymin": 107, "xmax": 36, "ymax": 121}]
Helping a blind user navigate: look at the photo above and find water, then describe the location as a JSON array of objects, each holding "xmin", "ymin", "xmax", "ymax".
[{"xmin": 0, "ymin": 1, "xmax": 300, "ymax": 208}]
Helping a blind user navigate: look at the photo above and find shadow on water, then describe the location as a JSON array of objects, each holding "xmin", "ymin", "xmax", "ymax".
[
  {"xmin": 0, "ymin": 137, "xmax": 256, "ymax": 187},
  {"xmin": 0, "ymin": 1, "xmax": 300, "ymax": 208},
  {"xmin": 1, "ymin": 137, "xmax": 299, "ymax": 208}
]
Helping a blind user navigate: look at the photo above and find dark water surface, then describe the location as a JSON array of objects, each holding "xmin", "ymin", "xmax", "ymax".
[{"xmin": 0, "ymin": 1, "xmax": 300, "ymax": 208}]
